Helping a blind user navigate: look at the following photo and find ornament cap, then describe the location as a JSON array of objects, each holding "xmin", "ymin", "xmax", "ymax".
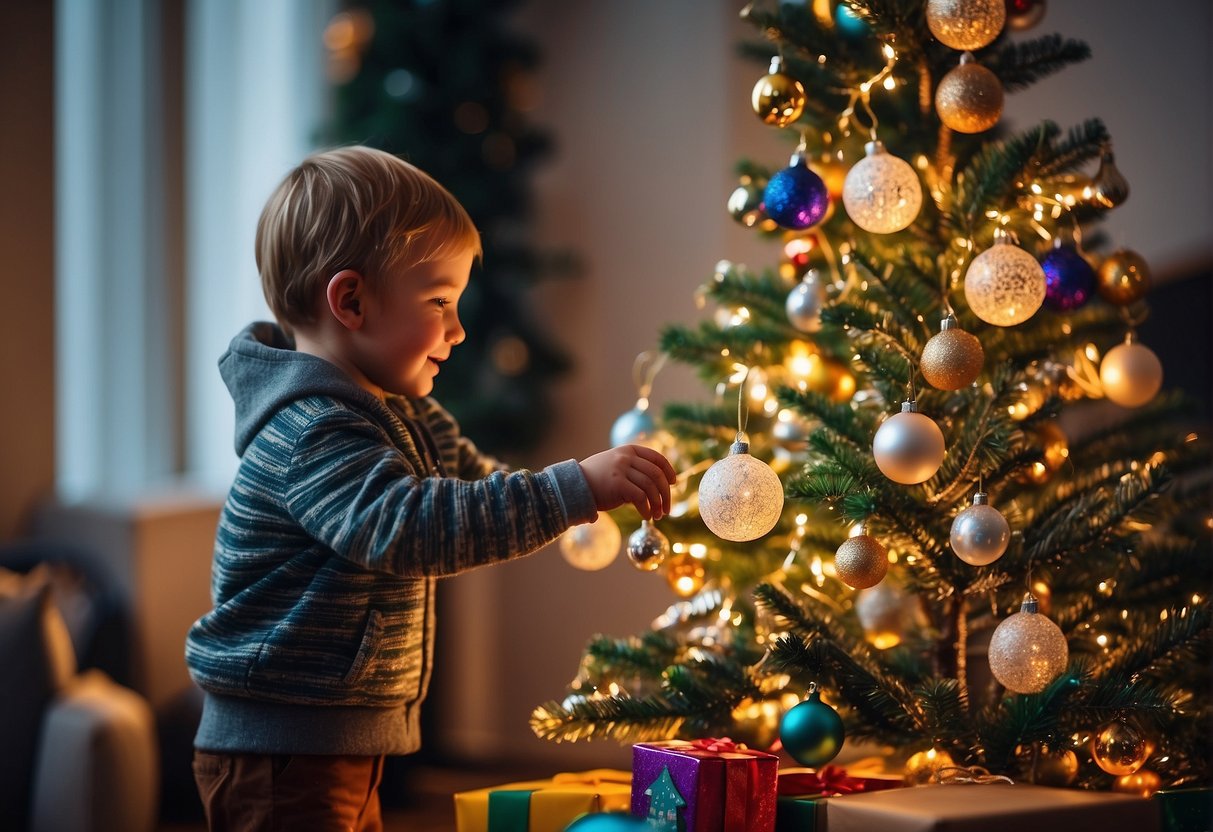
[
  {"xmin": 972, "ymin": 491, "xmax": 989, "ymax": 505},
  {"xmin": 863, "ymin": 140, "xmax": 887, "ymax": 157},
  {"xmin": 958, "ymin": 50, "xmax": 976, "ymax": 66},
  {"xmin": 939, "ymin": 314, "xmax": 958, "ymax": 331},
  {"xmin": 900, "ymin": 400, "xmax": 919, "ymax": 414},
  {"xmin": 1020, "ymin": 593, "xmax": 1039, "ymax": 614},
  {"xmin": 991, "ymin": 226, "xmax": 1015, "ymax": 245},
  {"xmin": 768, "ymin": 55, "xmax": 784, "ymax": 74},
  {"xmin": 729, "ymin": 438, "xmax": 751, "ymax": 456}
]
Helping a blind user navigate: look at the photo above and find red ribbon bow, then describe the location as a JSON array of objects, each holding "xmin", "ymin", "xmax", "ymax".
[
  {"xmin": 777, "ymin": 765, "xmax": 866, "ymax": 797},
  {"xmin": 690, "ymin": 737, "xmax": 744, "ymax": 753}
]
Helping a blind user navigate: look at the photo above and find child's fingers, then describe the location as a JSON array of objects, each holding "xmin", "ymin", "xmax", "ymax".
[
  {"xmin": 630, "ymin": 456, "xmax": 673, "ymax": 514},
  {"xmin": 625, "ymin": 467, "xmax": 662, "ymax": 520},
  {"xmin": 632, "ymin": 445, "xmax": 677, "ymax": 483}
]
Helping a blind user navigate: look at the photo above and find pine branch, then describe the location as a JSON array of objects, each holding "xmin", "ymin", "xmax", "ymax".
[
  {"xmin": 584, "ymin": 632, "xmax": 680, "ymax": 678},
  {"xmin": 951, "ymin": 122, "xmax": 1059, "ymax": 236},
  {"xmin": 986, "ymin": 35, "xmax": 1092, "ymax": 93},
  {"xmin": 777, "ymin": 386, "xmax": 876, "ymax": 448},
  {"xmin": 1032, "ymin": 118, "xmax": 1110, "ymax": 177},
  {"xmin": 979, "ymin": 665, "xmax": 1086, "ymax": 771},
  {"xmin": 1100, "ymin": 602, "xmax": 1212, "ymax": 683},
  {"xmin": 530, "ymin": 694, "xmax": 690, "ymax": 744}
]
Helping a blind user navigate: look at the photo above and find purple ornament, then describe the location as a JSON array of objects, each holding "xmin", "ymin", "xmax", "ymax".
[
  {"xmin": 1042, "ymin": 244, "xmax": 1096, "ymax": 310},
  {"xmin": 763, "ymin": 154, "xmax": 829, "ymax": 230}
]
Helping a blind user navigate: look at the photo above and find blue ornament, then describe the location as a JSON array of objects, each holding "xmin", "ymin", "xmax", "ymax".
[
  {"xmin": 763, "ymin": 154, "xmax": 830, "ymax": 230},
  {"xmin": 564, "ymin": 812, "xmax": 651, "ymax": 832},
  {"xmin": 1041, "ymin": 244, "xmax": 1096, "ymax": 311},
  {"xmin": 834, "ymin": 3, "xmax": 870, "ymax": 39},
  {"xmin": 610, "ymin": 406, "xmax": 656, "ymax": 447},
  {"xmin": 780, "ymin": 688, "xmax": 846, "ymax": 767}
]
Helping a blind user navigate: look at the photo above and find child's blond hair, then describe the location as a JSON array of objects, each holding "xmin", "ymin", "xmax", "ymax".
[{"xmin": 256, "ymin": 146, "xmax": 481, "ymax": 332}]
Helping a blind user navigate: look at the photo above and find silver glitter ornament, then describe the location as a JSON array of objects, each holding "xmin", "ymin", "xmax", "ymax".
[
  {"xmin": 786, "ymin": 270, "xmax": 826, "ymax": 333},
  {"xmin": 872, "ymin": 401, "xmax": 946, "ymax": 485},
  {"xmin": 949, "ymin": 492, "xmax": 1010, "ymax": 566},
  {"xmin": 699, "ymin": 438, "xmax": 785, "ymax": 542},
  {"xmin": 964, "ymin": 229, "xmax": 1046, "ymax": 326},
  {"xmin": 627, "ymin": 520, "xmax": 670, "ymax": 571},
  {"xmin": 988, "ymin": 594, "xmax": 1068, "ymax": 694}
]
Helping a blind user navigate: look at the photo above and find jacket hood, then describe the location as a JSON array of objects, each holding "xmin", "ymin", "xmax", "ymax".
[{"xmin": 220, "ymin": 322, "xmax": 386, "ymax": 455}]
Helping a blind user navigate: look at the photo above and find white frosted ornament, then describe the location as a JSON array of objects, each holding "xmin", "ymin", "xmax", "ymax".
[
  {"xmin": 842, "ymin": 141, "xmax": 922, "ymax": 234},
  {"xmin": 699, "ymin": 437, "xmax": 785, "ymax": 542},
  {"xmin": 786, "ymin": 270, "xmax": 826, "ymax": 333},
  {"xmin": 626, "ymin": 520, "xmax": 670, "ymax": 572},
  {"xmin": 1100, "ymin": 337, "xmax": 1163, "ymax": 408},
  {"xmin": 872, "ymin": 401, "xmax": 946, "ymax": 485},
  {"xmin": 988, "ymin": 593, "xmax": 1068, "ymax": 694},
  {"xmin": 950, "ymin": 492, "xmax": 1010, "ymax": 566},
  {"xmin": 926, "ymin": 0, "xmax": 1006, "ymax": 50},
  {"xmin": 559, "ymin": 513, "xmax": 621, "ymax": 571},
  {"xmin": 964, "ymin": 230, "xmax": 1046, "ymax": 326}
]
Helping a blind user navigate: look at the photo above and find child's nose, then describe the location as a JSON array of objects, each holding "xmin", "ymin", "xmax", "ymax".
[{"xmin": 447, "ymin": 315, "xmax": 465, "ymax": 345}]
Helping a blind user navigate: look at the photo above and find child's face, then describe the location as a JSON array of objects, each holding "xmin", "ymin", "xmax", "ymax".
[{"xmin": 357, "ymin": 250, "xmax": 473, "ymax": 398}]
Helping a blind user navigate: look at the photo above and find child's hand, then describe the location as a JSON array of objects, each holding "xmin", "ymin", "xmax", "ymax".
[{"xmin": 579, "ymin": 445, "xmax": 677, "ymax": 521}]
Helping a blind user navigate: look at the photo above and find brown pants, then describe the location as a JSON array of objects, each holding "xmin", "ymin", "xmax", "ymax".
[{"xmin": 193, "ymin": 751, "xmax": 385, "ymax": 832}]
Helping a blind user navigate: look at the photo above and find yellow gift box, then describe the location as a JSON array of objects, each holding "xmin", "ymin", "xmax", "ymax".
[{"xmin": 454, "ymin": 769, "xmax": 633, "ymax": 832}]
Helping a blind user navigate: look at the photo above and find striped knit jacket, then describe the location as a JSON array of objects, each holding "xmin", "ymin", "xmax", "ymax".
[{"xmin": 185, "ymin": 322, "xmax": 596, "ymax": 756}]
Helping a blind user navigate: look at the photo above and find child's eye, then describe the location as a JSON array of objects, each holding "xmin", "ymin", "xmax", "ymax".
[{"xmin": 432, "ymin": 298, "xmax": 449, "ymax": 309}]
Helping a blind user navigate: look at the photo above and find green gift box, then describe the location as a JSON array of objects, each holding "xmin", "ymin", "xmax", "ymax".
[{"xmin": 1155, "ymin": 787, "xmax": 1213, "ymax": 832}]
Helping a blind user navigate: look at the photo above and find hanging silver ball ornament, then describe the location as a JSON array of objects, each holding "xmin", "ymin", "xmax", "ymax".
[
  {"xmin": 1100, "ymin": 338, "xmax": 1163, "ymax": 408},
  {"xmin": 559, "ymin": 513, "xmax": 622, "ymax": 571},
  {"xmin": 988, "ymin": 594, "xmax": 1068, "ymax": 694},
  {"xmin": 1091, "ymin": 146, "xmax": 1130, "ymax": 209},
  {"xmin": 698, "ymin": 438, "xmax": 785, "ymax": 542},
  {"xmin": 834, "ymin": 529, "xmax": 889, "ymax": 589},
  {"xmin": 873, "ymin": 401, "xmax": 946, "ymax": 485},
  {"xmin": 950, "ymin": 492, "xmax": 1010, "ymax": 566},
  {"xmin": 1092, "ymin": 720, "xmax": 1149, "ymax": 776},
  {"xmin": 842, "ymin": 141, "xmax": 923, "ymax": 234},
  {"xmin": 610, "ymin": 404, "xmax": 656, "ymax": 447},
  {"xmin": 935, "ymin": 53, "xmax": 1004, "ymax": 134},
  {"xmin": 728, "ymin": 180, "xmax": 766, "ymax": 227},
  {"xmin": 927, "ymin": 0, "xmax": 1006, "ymax": 50},
  {"xmin": 772, "ymin": 409, "xmax": 813, "ymax": 455},
  {"xmin": 920, "ymin": 315, "xmax": 984, "ymax": 390},
  {"xmin": 786, "ymin": 269, "xmax": 826, "ymax": 333},
  {"xmin": 626, "ymin": 520, "xmax": 671, "ymax": 572},
  {"xmin": 964, "ymin": 231, "xmax": 1046, "ymax": 326}
]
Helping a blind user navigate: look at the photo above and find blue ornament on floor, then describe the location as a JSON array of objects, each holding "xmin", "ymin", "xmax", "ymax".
[
  {"xmin": 1041, "ymin": 243, "xmax": 1096, "ymax": 311},
  {"xmin": 780, "ymin": 685, "xmax": 846, "ymax": 767},
  {"xmin": 763, "ymin": 153, "xmax": 829, "ymax": 230},
  {"xmin": 564, "ymin": 812, "xmax": 651, "ymax": 832}
]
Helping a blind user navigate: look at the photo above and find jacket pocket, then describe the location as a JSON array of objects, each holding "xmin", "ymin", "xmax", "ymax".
[{"xmin": 343, "ymin": 610, "xmax": 383, "ymax": 685}]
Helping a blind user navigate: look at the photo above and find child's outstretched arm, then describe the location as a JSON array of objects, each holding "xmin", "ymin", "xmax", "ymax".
[{"xmin": 578, "ymin": 445, "xmax": 676, "ymax": 521}]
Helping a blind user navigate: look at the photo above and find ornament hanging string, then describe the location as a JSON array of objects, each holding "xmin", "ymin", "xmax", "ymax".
[
  {"xmin": 632, "ymin": 350, "xmax": 668, "ymax": 405},
  {"xmin": 933, "ymin": 766, "xmax": 1014, "ymax": 786}
]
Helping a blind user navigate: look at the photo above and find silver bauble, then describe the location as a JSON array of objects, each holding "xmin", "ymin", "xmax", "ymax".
[
  {"xmin": 1100, "ymin": 339, "xmax": 1163, "ymax": 408},
  {"xmin": 626, "ymin": 520, "xmax": 670, "ymax": 571},
  {"xmin": 950, "ymin": 492, "xmax": 1010, "ymax": 566},
  {"xmin": 699, "ymin": 439, "xmax": 785, "ymax": 542},
  {"xmin": 786, "ymin": 270, "xmax": 826, "ymax": 333},
  {"xmin": 559, "ymin": 513, "xmax": 622, "ymax": 571},
  {"xmin": 988, "ymin": 594, "xmax": 1068, "ymax": 694},
  {"xmin": 842, "ymin": 141, "xmax": 922, "ymax": 234},
  {"xmin": 772, "ymin": 410, "xmax": 812, "ymax": 454},
  {"xmin": 610, "ymin": 405, "xmax": 656, "ymax": 447},
  {"xmin": 728, "ymin": 181, "xmax": 766, "ymax": 226},
  {"xmin": 872, "ymin": 401, "xmax": 946, "ymax": 485}
]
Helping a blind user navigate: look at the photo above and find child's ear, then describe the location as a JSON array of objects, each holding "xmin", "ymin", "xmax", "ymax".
[{"xmin": 326, "ymin": 270, "xmax": 367, "ymax": 330}]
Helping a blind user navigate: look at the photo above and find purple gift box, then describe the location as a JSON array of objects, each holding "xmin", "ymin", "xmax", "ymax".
[{"xmin": 632, "ymin": 739, "xmax": 779, "ymax": 832}]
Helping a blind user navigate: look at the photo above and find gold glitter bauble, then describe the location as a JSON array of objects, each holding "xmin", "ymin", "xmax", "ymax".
[
  {"xmin": 926, "ymin": 0, "xmax": 1006, "ymax": 50},
  {"xmin": 936, "ymin": 56, "xmax": 1004, "ymax": 134},
  {"xmin": 1019, "ymin": 743, "xmax": 1078, "ymax": 786},
  {"xmin": 1114, "ymin": 769, "xmax": 1162, "ymax": 798},
  {"xmin": 666, "ymin": 551, "xmax": 707, "ymax": 597},
  {"xmin": 752, "ymin": 57, "xmax": 806, "ymax": 128},
  {"xmin": 834, "ymin": 533, "xmax": 889, "ymax": 589},
  {"xmin": 921, "ymin": 319, "xmax": 984, "ymax": 390},
  {"xmin": 1097, "ymin": 249, "xmax": 1152, "ymax": 305},
  {"xmin": 904, "ymin": 747, "xmax": 955, "ymax": 785},
  {"xmin": 1092, "ymin": 720, "xmax": 1149, "ymax": 776},
  {"xmin": 988, "ymin": 595, "xmax": 1067, "ymax": 694}
]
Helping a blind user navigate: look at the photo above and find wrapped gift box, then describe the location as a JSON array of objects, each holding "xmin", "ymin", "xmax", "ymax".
[
  {"xmin": 454, "ymin": 769, "xmax": 632, "ymax": 832},
  {"xmin": 1155, "ymin": 787, "xmax": 1213, "ymax": 832},
  {"xmin": 775, "ymin": 765, "xmax": 904, "ymax": 832},
  {"xmin": 632, "ymin": 739, "xmax": 780, "ymax": 832},
  {"xmin": 824, "ymin": 783, "xmax": 1160, "ymax": 832}
]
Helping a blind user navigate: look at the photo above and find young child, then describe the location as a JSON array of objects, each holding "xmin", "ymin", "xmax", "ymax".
[{"xmin": 185, "ymin": 146, "xmax": 676, "ymax": 831}]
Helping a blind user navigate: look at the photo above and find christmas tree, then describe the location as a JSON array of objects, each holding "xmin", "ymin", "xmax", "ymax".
[{"xmin": 533, "ymin": 0, "xmax": 1211, "ymax": 791}]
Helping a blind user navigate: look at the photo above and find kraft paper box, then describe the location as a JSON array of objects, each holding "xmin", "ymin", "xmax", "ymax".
[
  {"xmin": 454, "ymin": 769, "xmax": 632, "ymax": 832},
  {"xmin": 632, "ymin": 740, "xmax": 780, "ymax": 832},
  {"xmin": 823, "ymin": 783, "xmax": 1161, "ymax": 832}
]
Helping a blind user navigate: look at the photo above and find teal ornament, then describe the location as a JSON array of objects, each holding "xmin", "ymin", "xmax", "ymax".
[
  {"xmin": 564, "ymin": 812, "xmax": 651, "ymax": 832},
  {"xmin": 780, "ymin": 688, "xmax": 845, "ymax": 767},
  {"xmin": 610, "ymin": 405, "xmax": 655, "ymax": 447},
  {"xmin": 834, "ymin": 3, "xmax": 870, "ymax": 38}
]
